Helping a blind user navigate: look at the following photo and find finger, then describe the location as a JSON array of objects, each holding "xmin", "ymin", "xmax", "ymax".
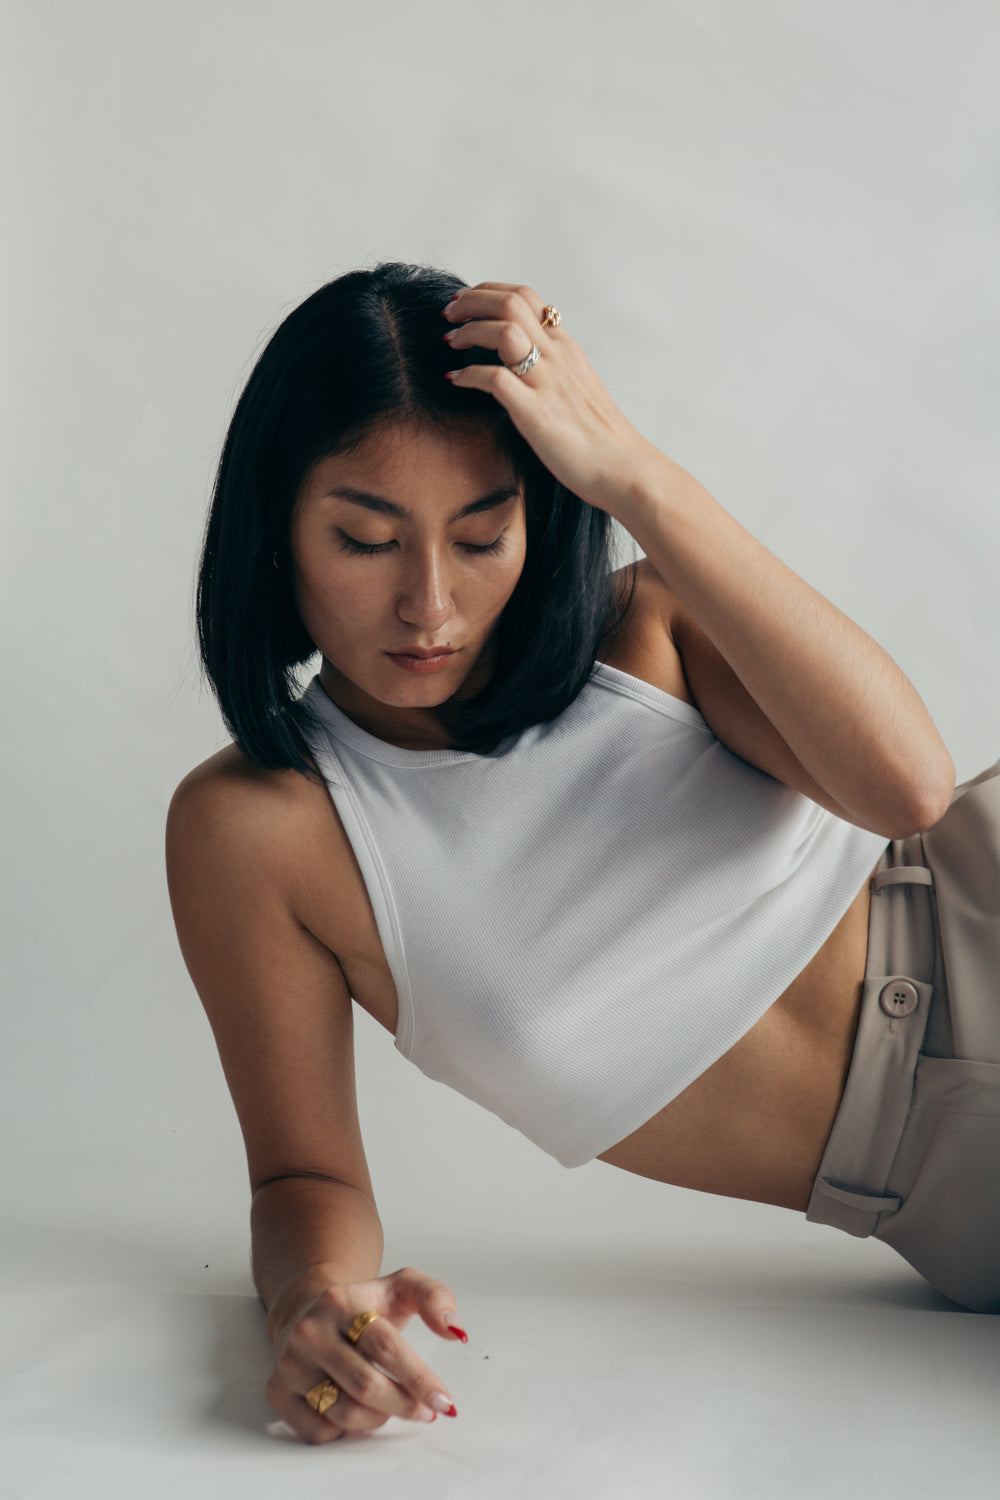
[
  {"xmin": 444, "ymin": 285, "xmax": 545, "ymax": 333},
  {"xmin": 383, "ymin": 1266, "xmax": 468, "ymax": 1342},
  {"xmin": 462, "ymin": 280, "xmax": 548, "ymax": 321},
  {"xmin": 273, "ymin": 1349, "xmax": 426, "ymax": 1437},
  {"xmin": 336, "ymin": 1346, "xmax": 444, "ymax": 1424},
  {"xmin": 264, "ymin": 1368, "xmax": 345, "ymax": 1445},
  {"xmin": 444, "ymin": 317, "xmax": 537, "ymax": 369},
  {"xmin": 292, "ymin": 1312, "xmax": 428, "ymax": 1424},
  {"xmin": 445, "ymin": 360, "xmax": 538, "ymax": 416},
  {"xmin": 345, "ymin": 1308, "xmax": 458, "ymax": 1419},
  {"xmin": 304, "ymin": 1385, "xmax": 400, "ymax": 1435}
]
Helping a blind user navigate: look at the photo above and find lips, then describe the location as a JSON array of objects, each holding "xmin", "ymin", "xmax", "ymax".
[
  {"xmin": 388, "ymin": 647, "xmax": 458, "ymax": 659},
  {"xmin": 384, "ymin": 646, "xmax": 461, "ymax": 675}
]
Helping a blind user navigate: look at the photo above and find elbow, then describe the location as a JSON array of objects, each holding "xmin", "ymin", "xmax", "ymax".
[{"xmin": 882, "ymin": 756, "xmax": 957, "ymax": 839}]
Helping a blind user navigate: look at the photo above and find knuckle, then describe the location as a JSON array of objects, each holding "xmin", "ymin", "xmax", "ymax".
[
  {"xmin": 307, "ymin": 1422, "xmax": 342, "ymax": 1444},
  {"xmin": 322, "ymin": 1396, "xmax": 355, "ymax": 1428},
  {"xmin": 498, "ymin": 291, "xmax": 522, "ymax": 320},
  {"xmin": 359, "ymin": 1322, "xmax": 393, "ymax": 1362},
  {"xmin": 272, "ymin": 1350, "xmax": 299, "ymax": 1383},
  {"xmin": 349, "ymin": 1364, "xmax": 380, "ymax": 1404},
  {"xmin": 317, "ymin": 1284, "xmax": 349, "ymax": 1317},
  {"xmin": 341, "ymin": 1402, "xmax": 388, "ymax": 1434},
  {"xmin": 291, "ymin": 1314, "xmax": 320, "ymax": 1350}
]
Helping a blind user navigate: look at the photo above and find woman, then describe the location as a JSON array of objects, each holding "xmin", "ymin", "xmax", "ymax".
[{"xmin": 166, "ymin": 262, "xmax": 999, "ymax": 1447}]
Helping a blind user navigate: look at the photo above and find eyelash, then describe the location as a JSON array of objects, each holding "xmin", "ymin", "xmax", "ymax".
[{"xmin": 337, "ymin": 530, "xmax": 508, "ymax": 557}]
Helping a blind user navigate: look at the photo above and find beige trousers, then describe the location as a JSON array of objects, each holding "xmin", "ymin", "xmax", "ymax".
[{"xmin": 806, "ymin": 758, "xmax": 1000, "ymax": 1313}]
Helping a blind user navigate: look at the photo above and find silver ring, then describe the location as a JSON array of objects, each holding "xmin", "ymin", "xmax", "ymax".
[{"xmin": 507, "ymin": 343, "xmax": 541, "ymax": 378}]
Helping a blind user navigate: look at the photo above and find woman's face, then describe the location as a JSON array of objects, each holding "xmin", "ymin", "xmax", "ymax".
[{"xmin": 290, "ymin": 417, "xmax": 528, "ymax": 746}]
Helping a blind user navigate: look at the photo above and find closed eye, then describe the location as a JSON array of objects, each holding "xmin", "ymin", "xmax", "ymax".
[{"xmin": 337, "ymin": 530, "xmax": 508, "ymax": 557}]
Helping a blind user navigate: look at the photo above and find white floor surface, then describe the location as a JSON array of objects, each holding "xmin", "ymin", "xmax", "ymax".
[{"xmin": 4, "ymin": 1159, "xmax": 999, "ymax": 1500}]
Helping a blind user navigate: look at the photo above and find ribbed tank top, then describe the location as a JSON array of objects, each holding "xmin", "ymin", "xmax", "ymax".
[{"xmin": 300, "ymin": 662, "xmax": 888, "ymax": 1168}]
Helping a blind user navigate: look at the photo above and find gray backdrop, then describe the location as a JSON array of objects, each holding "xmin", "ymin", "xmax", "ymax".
[{"xmin": 3, "ymin": 3, "xmax": 998, "ymax": 1496}]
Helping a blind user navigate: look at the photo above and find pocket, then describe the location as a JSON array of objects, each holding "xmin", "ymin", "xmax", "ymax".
[
  {"xmin": 874, "ymin": 1055, "xmax": 1000, "ymax": 1313},
  {"xmin": 912, "ymin": 1053, "xmax": 1000, "ymax": 1115}
]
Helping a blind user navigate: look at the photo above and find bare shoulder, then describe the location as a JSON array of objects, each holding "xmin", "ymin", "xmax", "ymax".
[
  {"xmin": 619, "ymin": 555, "xmax": 684, "ymax": 630},
  {"xmin": 168, "ymin": 741, "xmax": 327, "ymax": 839},
  {"xmin": 168, "ymin": 742, "xmax": 334, "ymax": 871},
  {"xmin": 166, "ymin": 741, "xmax": 356, "ymax": 941},
  {"xmin": 602, "ymin": 558, "xmax": 695, "ymax": 705}
]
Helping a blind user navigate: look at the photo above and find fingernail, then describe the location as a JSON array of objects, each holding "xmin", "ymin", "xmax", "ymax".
[
  {"xmin": 443, "ymin": 329, "xmax": 456, "ymax": 342},
  {"xmin": 427, "ymin": 1391, "xmax": 458, "ymax": 1416},
  {"xmin": 440, "ymin": 306, "xmax": 454, "ymax": 319},
  {"xmin": 446, "ymin": 1323, "xmax": 468, "ymax": 1342},
  {"xmin": 415, "ymin": 1405, "xmax": 437, "ymax": 1423},
  {"xmin": 448, "ymin": 291, "xmax": 461, "ymax": 301}
]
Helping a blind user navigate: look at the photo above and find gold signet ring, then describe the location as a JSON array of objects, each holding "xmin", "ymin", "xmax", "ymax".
[
  {"xmin": 305, "ymin": 1377, "xmax": 340, "ymax": 1415},
  {"xmin": 346, "ymin": 1309, "xmax": 382, "ymax": 1344}
]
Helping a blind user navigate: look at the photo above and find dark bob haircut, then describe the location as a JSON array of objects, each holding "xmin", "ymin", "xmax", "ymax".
[{"xmin": 197, "ymin": 261, "xmax": 636, "ymax": 776}]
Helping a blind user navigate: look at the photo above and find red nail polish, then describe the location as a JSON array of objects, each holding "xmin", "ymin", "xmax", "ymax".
[{"xmin": 447, "ymin": 1324, "xmax": 468, "ymax": 1342}]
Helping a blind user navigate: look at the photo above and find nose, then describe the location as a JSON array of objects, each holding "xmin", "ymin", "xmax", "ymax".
[{"xmin": 395, "ymin": 547, "xmax": 456, "ymax": 630}]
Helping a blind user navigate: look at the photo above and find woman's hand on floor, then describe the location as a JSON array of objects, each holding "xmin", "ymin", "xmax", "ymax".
[{"xmin": 264, "ymin": 1265, "xmax": 466, "ymax": 1444}]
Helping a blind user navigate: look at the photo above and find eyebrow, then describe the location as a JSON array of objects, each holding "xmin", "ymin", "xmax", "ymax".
[{"xmin": 323, "ymin": 483, "xmax": 522, "ymax": 524}]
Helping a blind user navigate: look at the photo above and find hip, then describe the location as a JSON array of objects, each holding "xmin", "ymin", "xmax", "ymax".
[{"xmin": 805, "ymin": 757, "xmax": 1000, "ymax": 1311}]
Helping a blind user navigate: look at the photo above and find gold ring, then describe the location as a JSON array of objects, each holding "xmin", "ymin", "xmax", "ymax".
[
  {"xmin": 540, "ymin": 304, "xmax": 562, "ymax": 329},
  {"xmin": 345, "ymin": 1309, "xmax": 382, "ymax": 1345},
  {"xmin": 305, "ymin": 1377, "xmax": 340, "ymax": 1415}
]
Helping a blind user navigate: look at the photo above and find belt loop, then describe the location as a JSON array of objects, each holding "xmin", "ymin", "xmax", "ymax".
[{"xmin": 871, "ymin": 865, "xmax": 935, "ymax": 892}]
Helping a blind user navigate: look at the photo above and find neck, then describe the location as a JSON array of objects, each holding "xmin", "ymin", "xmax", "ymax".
[{"xmin": 316, "ymin": 663, "xmax": 452, "ymax": 749}]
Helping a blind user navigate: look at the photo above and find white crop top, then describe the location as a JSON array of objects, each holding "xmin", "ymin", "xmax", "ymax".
[{"xmin": 299, "ymin": 662, "xmax": 888, "ymax": 1168}]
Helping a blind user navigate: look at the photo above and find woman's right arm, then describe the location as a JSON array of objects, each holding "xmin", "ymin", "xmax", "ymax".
[{"xmin": 165, "ymin": 756, "xmax": 464, "ymax": 1443}]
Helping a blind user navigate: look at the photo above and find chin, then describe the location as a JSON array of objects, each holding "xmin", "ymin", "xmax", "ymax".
[
  {"xmin": 380, "ymin": 683, "xmax": 456, "ymax": 707},
  {"xmin": 373, "ymin": 664, "xmax": 466, "ymax": 704}
]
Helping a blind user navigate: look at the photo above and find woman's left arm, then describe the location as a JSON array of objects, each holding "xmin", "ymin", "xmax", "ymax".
[
  {"xmin": 617, "ymin": 457, "xmax": 956, "ymax": 838},
  {"xmin": 442, "ymin": 280, "xmax": 956, "ymax": 838}
]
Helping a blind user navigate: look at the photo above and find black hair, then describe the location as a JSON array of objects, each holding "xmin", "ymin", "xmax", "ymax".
[{"xmin": 196, "ymin": 261, "xmax": 636, "ymax": 775}]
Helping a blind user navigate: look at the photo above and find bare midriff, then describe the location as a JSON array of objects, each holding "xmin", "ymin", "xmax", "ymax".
[{"xmin": 594, "ymin": 871, "xmax": 874, "ymax": 1211}]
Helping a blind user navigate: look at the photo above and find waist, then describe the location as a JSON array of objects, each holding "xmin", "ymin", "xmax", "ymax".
[{"xmin": 596, "ymin": 862, "xmax": 878, "ymax": 1209}]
